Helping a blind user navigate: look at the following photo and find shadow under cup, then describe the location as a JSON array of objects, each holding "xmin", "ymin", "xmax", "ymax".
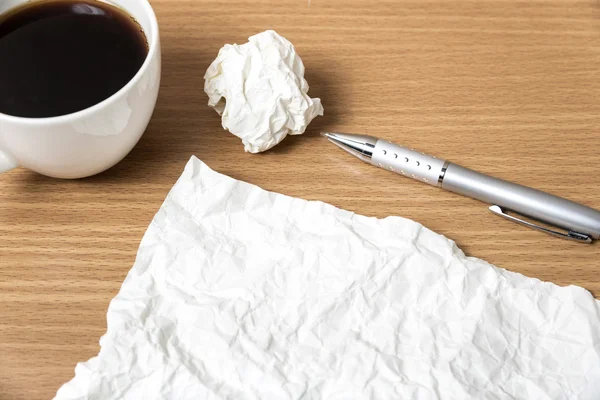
[{"xmin": 0, "ymin": 0, "xmax": 161, "ymax": 179}]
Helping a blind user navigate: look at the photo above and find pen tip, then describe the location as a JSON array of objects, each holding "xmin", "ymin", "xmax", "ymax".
[{"xmin": 320, "ymin": 132, "xmax": 333, "ymax": 139}]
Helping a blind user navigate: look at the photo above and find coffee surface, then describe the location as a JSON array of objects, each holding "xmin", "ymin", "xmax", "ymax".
[{"xmin": 0, "ymin": 0, "xmax": 148, "ymax": 118}]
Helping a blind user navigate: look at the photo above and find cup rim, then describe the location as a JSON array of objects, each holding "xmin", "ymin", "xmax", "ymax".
[{"xmin": 0, "ymin": 0, "xmax": 160, "ymax": 125}]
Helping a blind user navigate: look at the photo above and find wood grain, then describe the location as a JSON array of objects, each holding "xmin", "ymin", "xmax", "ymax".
[{"xmin": 1, "ymin": 0, "xmax": 600, "ymax": 398}]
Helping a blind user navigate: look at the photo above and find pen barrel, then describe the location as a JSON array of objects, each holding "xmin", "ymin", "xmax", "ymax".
[
  {"xmin": 442, "ymin": 164, "xmax": 600, "ymax": 239},
  {"xmin": 371, "ymin": 140, "xmax": 447, "ymax": 186}
]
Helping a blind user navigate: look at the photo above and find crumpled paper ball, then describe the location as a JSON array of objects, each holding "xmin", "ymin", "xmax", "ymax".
[{"xmin": 204, "ymin": 30, "xmax": 324, "ymax": 153}]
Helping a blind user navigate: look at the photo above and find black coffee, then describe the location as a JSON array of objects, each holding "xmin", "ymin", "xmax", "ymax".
[{"xmin": 0, "ymin": 0, "xmax": 148, "ymax": 118}]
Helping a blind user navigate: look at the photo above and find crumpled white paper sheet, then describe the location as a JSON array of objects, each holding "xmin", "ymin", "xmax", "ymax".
[
  {"xmin": 55, "ymin": 157, "xmax": 600, "ymax": 400},
  {"xmin": 204, "ymin": 30, "xmax": 324, "ymax": 153}
]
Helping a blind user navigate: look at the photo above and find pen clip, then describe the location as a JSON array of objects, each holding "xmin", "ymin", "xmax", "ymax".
[{"xmin": 489, "ymin": 205, "xmax": 593, "ymax": 244}]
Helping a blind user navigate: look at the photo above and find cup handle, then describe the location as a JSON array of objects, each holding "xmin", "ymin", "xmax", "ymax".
[{"xmin": 0, "ymin": 147, "xmax": 18, "ymax": 173}]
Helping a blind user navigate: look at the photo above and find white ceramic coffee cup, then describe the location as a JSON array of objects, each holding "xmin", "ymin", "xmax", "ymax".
[{"xmin": 0, "ymin": 0, "xmax": 161, "ymax": 179}]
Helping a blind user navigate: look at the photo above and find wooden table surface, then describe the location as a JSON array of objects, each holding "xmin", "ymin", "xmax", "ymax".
[{"xmin": 2, "ymin": 0, "xmax": 600, "ymax": 398}]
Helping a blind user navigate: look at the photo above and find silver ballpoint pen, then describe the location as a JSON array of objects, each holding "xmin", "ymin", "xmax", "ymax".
[{"xmin": 322, "ymin": 132, "xmax": 600, "ymax": 243}]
